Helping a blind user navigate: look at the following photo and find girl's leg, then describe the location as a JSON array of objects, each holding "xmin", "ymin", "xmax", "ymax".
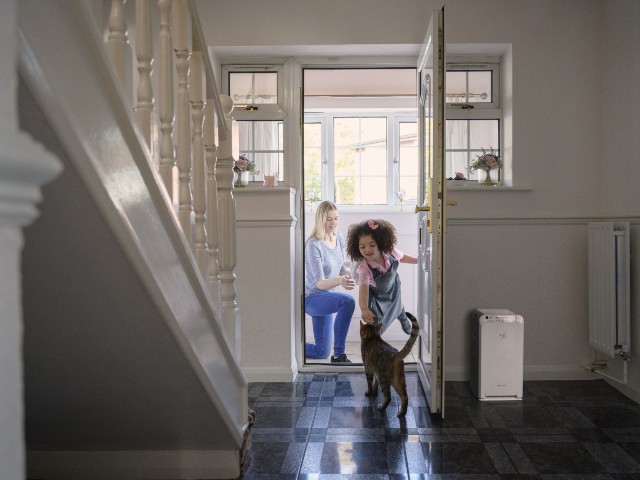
[
  {"xmin": 398, "ymin": 309, "xmax": 412, "ymax": 335},
  {"xmin": 305, "ymin": 314, "xmax": 332, "ymax": 359}
]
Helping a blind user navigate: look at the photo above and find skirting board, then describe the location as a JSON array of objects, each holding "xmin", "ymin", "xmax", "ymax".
[
  {"xmin": 27, "ymin": 450, "xmax": 239, "ymax": 480},
  {"xmin": 446, "ymin": 365, "xmax": 599, "ymax": 382},
  {"xmin": 242, "ymin": 365, "xmax": 298, "ymax": 382}
]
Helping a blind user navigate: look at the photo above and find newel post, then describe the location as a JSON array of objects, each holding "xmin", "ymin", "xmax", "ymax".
[{"xmin": 1, "ymin": 3, "xmax": 62, "ymax": 477}]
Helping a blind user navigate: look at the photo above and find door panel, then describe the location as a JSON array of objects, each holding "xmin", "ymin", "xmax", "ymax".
[{"xmin": 416, "ymin": 9, "xmax": 446, "ymax": 417}]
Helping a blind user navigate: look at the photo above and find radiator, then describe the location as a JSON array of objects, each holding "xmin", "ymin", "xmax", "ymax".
[{"xmin": 588, "ymin": 222, "xmax": 630, "ymax": 358}]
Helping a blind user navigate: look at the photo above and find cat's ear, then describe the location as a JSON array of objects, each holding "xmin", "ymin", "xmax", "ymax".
[{"xmin": 375, "ymin": 323, "xmax": 383, "ymax": 335}]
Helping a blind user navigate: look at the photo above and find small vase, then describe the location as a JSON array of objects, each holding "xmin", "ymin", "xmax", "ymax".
[
  {"xmin": 477, "ymin": 168, "xmax": 498, "ymax": 186},
  {"xmin": 234, "ymin": 170, "xmax": 249, "ymax": 188}
]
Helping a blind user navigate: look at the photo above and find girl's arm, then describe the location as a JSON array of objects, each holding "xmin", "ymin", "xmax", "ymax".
[
  {"xmin": 400, "ymin": 253, "xmax": 418, "ymax": 264},
  {"xmin": 393, "ymin": 247, "xmax": 418, "ymax": 265},
  {"xmin": 359, "ymin": 284, "xmax": 375, "ymax": 323}
]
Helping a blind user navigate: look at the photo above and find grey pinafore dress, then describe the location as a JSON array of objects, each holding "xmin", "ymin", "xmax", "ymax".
[{"xmin": 367, "ymin": 255, "xmax": 406, "ymax": 334}]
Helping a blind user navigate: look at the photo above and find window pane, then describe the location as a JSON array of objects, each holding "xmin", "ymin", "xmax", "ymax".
[
  {"xmin": 334, "ymin": 147, "xmax": 358, "ymax": 176},
  {"xmin": 467, "ymin": 71, "xmax": 492, "ymax": 103},
  {"xmin": 358, "ymin": 176, "xmax": 387, "ymax": 205},
  {"xmin": 304, "ymin": 123, "xmax": 323, "ymax": 198},
  {"xmin": 399, "ymin": 176, "xmax": 419, "ymax": 203},
  {"xmin": 446, "ymin": 71, "xmax": 466, "ymax": 103},
  {"xmin": 446, "ymin": 120, "xmax": 468, "ymax": 149},
  {"xmin": 362, "ymin": 147, "xmax": 386, "ymax": 175},
  {"xmin": 446, "ymin": 151, "xmax": 470, "ymax": 178},
  {"xmin": 237, "ymin": 120, "xmax": 284, "ymax": 177},
  {"xmin": 469, "ymin": 120, "xmax": 499, "ymax": 150},
  {"xmin": 445, "ymin": 119, "xmax": 500, "ymax": 178},
  {"xmin": 446, "ymin": 70, "xmax": 492, "ymax": 103},
  {"xmin": 304, "ymin": 122, "xmax": 322, "ymax": 147},
  {"xmin": 360, "ymin": 117, "xmax": 387, "ymax": 144},
  {"xmin": 399, "ymin": 122, "xmax": 418, "ymax": 202},
  {"xmin": 230, "ymin": 72, "xmax": 277, "ymax": 104},
  {"xmin": 335, "ymin": 176, "xmax": 356, "ymax": 204},
  {"xmin": 333, "ymin": 118, "xmax": 359, "ymax": 145}
]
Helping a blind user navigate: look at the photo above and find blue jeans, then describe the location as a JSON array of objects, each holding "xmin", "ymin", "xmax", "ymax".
[{"xmin": 305, "ymin": 291, "xmax": 355, "ymax": 359}]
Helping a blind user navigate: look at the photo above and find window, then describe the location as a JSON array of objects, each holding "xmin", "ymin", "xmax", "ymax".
[
  {"xmin": 237, "ymin": 121, "xmax": 284, "ymax": 178},
  {"xmin": 223, "ymin": 65, "xmax": 286, "ymax": 179},
  {"xmin": 303, "ymin": 67, "xmax": 417, "ymax": 208},
  {"xmin": 445, "ymin": 60, "xmax": 502, "ymax": 181},
  {"xmin": 304, "ymin": 113, "xmax": 417, "ymax": 208}
]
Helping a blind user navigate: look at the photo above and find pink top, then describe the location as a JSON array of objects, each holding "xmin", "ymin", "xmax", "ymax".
[{"xmin": 356, "ymin": 247, "xmax": 404, "ymax": 287}]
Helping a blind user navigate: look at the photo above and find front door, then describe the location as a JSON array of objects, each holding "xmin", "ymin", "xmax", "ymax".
[{"xmin": 415, "ymin": 9, "xmax": 447, "ymax": 417}]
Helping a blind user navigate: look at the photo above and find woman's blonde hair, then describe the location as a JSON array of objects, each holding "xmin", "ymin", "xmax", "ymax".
[{"xmin": 307, "ymin": 200, "xmax": 338, "ymax": 243}]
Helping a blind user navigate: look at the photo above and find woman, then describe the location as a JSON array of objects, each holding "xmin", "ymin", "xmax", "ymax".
[{"xmin": 305, "ymin": 201, "xmax": 356, "ymax": 363}]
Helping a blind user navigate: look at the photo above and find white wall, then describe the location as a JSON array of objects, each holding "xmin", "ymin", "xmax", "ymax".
[
  {"xmin": 601, "ymin": 0, "xmax": 640, "ymax": 400},
  {"xmin": 204, "ymin": 0, "xmax": 639, "ymax": 387}
]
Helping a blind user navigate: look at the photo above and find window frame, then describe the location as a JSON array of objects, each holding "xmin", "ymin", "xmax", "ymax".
[
  {"xmin": 445, "ymin": 57, "xmax": 503, "ymax": 182},
  {"xmin": 304, "ymin": 111, "xmax": 418, "ymax": 210},
  {"xmin": 223, "ymin": 64, "xmax": 288, "ymax": 179},
  {"xmin": 221, "ymin": 64, "xmax": 287, "ymax": 120}
]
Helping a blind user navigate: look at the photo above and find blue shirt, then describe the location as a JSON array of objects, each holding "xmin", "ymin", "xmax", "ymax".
[{"xmin": 305, "ymin": 234, "xmax": 347, "ymax": 296}]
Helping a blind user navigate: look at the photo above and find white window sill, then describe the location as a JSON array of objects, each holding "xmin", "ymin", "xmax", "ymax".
[{"xmin": 447, "ymin": 180, "xmax": 532, "ymax": 191}]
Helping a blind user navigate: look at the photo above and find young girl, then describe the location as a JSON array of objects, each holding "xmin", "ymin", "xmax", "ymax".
[{"xmin": 346, "ymin": 219, "xmax": 417, "ymax": 335}]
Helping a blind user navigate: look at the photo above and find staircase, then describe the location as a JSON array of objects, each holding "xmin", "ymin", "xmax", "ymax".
[{"xmin": 15, "ymin": 1, "xmax": 248, "ymax": 478}]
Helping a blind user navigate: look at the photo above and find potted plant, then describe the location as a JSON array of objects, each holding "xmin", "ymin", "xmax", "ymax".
[
  {"xmin": 233, "ymin": 154, "xmax": 260, "ymax": 187},
  {"xmin": 467, "ymin": 148, "xmax": 502, "ymax": 186}
]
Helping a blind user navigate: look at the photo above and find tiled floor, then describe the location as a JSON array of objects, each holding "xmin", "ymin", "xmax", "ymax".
[{"xmin": 243, "ymin": 373, "xmax": 640, "ymax": 479}]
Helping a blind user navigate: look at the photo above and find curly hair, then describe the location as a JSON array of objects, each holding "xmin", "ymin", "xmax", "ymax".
[{"xmin": 346, "ymin": 218, "xmax": 398, "ymax": 261}]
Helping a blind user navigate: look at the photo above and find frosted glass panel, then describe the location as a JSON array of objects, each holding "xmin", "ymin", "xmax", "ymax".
[{"xmin": 230, "ymin": 72, "xmax": 277, "ymax": 104}]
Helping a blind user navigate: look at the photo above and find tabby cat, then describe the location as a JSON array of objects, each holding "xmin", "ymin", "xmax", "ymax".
[{"xmin": 360, "ymin": 312, "xmax": 419, "ymax": 417}]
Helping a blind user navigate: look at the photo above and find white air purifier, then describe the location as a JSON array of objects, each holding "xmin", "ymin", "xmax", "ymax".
[{"xmin": 470, "ymin": 309, "xmax": 524, "ymax": 400}]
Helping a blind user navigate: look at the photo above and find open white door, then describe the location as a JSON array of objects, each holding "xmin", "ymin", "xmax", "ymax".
[{"xmin": 416, "ymin": 9, "xmax": 447, "ymax": 417}]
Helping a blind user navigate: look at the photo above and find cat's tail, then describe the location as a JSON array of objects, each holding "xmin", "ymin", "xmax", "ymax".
[{"xmin": 396, "ymin": 312, "xmax": 419, "ymax": 360}]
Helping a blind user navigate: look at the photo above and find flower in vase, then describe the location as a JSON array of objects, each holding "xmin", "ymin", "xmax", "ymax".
[
  {"xmin": 234, "ymin": 154, "xmax": 260, "ymax": 175},
  {"xmin": 396, "ymin": 189, "xmax": 408, "ymax": 210},
  {"xmin": 467, "ymin": 147, "xmax": 502, "ymax": 173}
]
